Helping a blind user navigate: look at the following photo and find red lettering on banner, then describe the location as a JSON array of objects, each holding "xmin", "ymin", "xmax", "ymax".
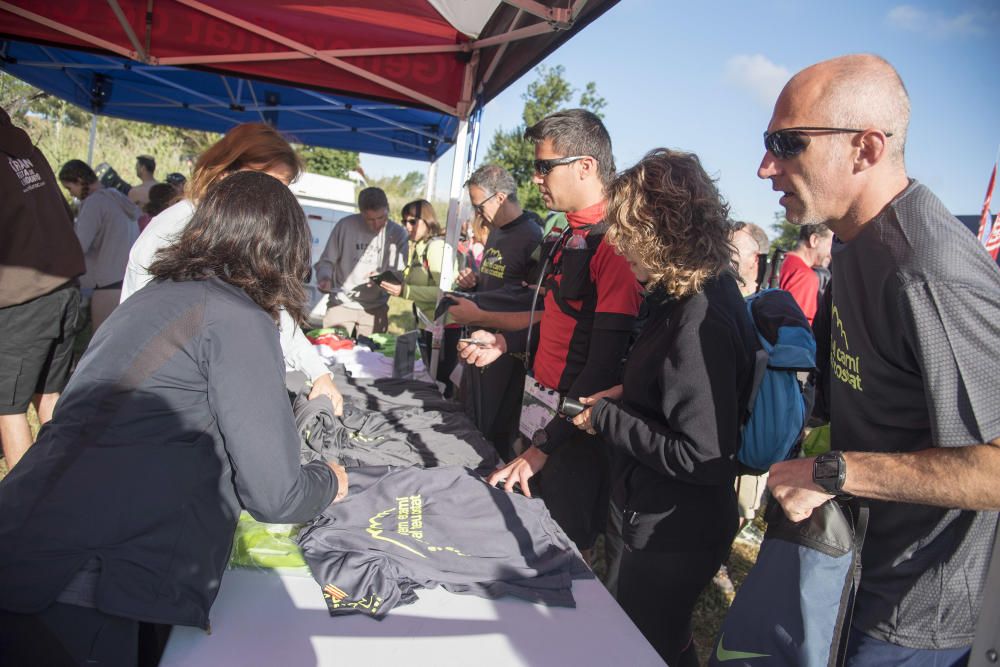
[
  {"xmin": 411, "ymin": 56, "xmax": 446, "ymax": 85},
  {"xmin": 204, "ymin": 21, "xmax": 233, "ymax": 51},
  {"xmin": 384, "ymin": 56, "xmax": 407, "ymax": 80}
]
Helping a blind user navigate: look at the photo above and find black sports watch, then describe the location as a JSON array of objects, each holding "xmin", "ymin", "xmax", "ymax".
[
  {"xmin": 813, "ymin": 451, "xmax": 847, "ymax": 495},
  {"xmin": 532, "ymin": 428, "xmax": 557, "ymax": 454}
]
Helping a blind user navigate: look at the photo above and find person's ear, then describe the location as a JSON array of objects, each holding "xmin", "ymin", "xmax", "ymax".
[
  {"xmin": 578, "ymin": 156, "xmax": 597, "ymax": 181},
  {"xmin": 854, "ymin": 129, "xmax": 890, "ymax": 173},
  {"xmin": 495, "ymin": 191, "xmax": 507, "ymax": 206}
]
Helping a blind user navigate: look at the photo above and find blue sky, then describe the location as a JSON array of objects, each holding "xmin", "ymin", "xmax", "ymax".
[{"xmin": 363, "ymin": 0, "xmax": 1000, "ymax": 239}]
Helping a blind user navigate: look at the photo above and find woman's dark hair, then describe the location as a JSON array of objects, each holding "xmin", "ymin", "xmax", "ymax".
[
  {"xmin": 58, "ymin": 159, "xmax": 98, "ymax": 185},
  {"xmin": 401, "ymin": 199, "xmax": 443, "ymax": 238},
  {"xmin": 149, "ymin": 171, "xmax": 311, "ymax": 322},
  {"xmin": 145, "ymin": 183, "xmax": 179, "ymax": 217}
]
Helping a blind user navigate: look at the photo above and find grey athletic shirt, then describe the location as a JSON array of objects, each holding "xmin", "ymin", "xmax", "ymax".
[
  {"xmin": 828, "ymin": 180, "xmax": 1000, "ymax": 649},
  {"xmin": 298, "ymin": 465, "xmax": 593, "ymax": 619}
]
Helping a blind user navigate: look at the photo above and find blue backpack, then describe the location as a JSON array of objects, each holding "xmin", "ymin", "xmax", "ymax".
[{"xmin": 738, "ymin": 289, "xmax": 816, "ymax": 472}]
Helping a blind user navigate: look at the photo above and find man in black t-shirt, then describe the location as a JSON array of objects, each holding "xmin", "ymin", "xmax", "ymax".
[
  {"xmin": 449, "ymin": 164, "xmax": 542, "ymax": 458},
  {"xmin": 448, "ymin": 164, "xmax": 542, "ymax": 330},
  {"xmin": 761, "ymin": 55, "xmax": 1000, "ymax": 664}
]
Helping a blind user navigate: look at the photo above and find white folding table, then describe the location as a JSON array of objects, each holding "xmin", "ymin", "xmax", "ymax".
[{"xmin": 160, "ymin": 568, "xmax": 666, "ymax": 666}]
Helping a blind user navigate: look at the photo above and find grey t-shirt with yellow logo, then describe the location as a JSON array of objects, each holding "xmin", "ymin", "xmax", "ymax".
[
  {"xmin": 827, "ymin": 180, "xmax": 1000, "ymax": 649},
  {"xmin": 297, "ymin": 465, "xmax": 592, "ymax": 618}
]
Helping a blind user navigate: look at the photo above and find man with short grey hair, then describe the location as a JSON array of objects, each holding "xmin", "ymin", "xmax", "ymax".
[
  {"xmin": 761, "ymin": 54, "xmax": 1000, "ymax": 664},
  {"xmin": 316, "ymin": 187, "xmax": 407, "ymax": 335},
  {"xmin": 449, "ymin": 163, "xmax": 542, "ymax": 459}
]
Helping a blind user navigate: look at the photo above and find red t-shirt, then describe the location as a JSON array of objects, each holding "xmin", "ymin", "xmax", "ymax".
[
  {"xmin": 779, "ymin": 252, "xmax": 819, "ymax": 324},
  {"xmin": 532, "ymin": 202, "xmax": 643, "ymax": 391}
]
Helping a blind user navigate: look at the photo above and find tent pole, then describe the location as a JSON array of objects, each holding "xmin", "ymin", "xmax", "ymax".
[
  {"xmin": 428, "ymin": 117, "xmax": 470, "ymax": 382},
  {"xmin": 425, "ymin": 159, "xmax": 438, "ymax": 202},
  {"xmin": 87, "ymin": 113, "xmax": 97, "ymax": 165}
]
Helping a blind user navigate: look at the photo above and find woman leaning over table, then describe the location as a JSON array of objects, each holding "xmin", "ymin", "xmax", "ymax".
[
  {"xmin": 0, "ymin": 172, "xmax": 348, "ymax": 666},
  {"xmin": 570, "ymin": 148, "xmax": 757, "ymax": 666}
]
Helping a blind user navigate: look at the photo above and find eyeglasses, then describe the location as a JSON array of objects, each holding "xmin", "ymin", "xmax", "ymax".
[
  {"xmin": 402, "ymin": 217, "xmax": 422, "ymax": 226},
  {"xmin": 763, "ymin": 126, "xmax": 893, "ymax": 160},
  {"xmin": 533, "ymin": 155, "xmax": 590, "ymax": 176},
  {"xmin": 472, "ymin": 192, "xmax": 498, "ymax": 215}
]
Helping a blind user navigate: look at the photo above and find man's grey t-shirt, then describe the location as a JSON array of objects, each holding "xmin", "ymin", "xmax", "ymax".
[
  {"xmin": 828, "ymin": 180, "xmax": 1000, "ymax": 649},
  {"xmin": 314, "ymin": 214, "xmax": 408, "ymax": 310}
]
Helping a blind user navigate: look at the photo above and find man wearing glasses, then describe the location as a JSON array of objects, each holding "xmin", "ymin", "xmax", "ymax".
[
  {"xmin": 761, "ymin": 54, "xmax": 1000, "ymax": 665},
  {"xmin": 461, "ymin": 109, "xmax": 642, "ymax": 557},
  {"xmin": 448, "ymin": 164, "xmax": 543, "ymax": 329},
  {"xmin": 449, "ymin": 164, "xmax": 542, "ymax": 459}
]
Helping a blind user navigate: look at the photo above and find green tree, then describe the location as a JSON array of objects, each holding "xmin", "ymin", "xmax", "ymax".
[
  {"xmin": 482, "ymin": 65, "xmax": 606, "ymax": 215},
  {"xmin": 770, "ymin": 212, "xmax": 800, "ymax": 251},
  {"xmin": 298, "ymin": 145, "xmax": 359, "ymax": 179},
  {"xmin": 367, "ymin": 171, "xmax": 425, "ymax": 218}
]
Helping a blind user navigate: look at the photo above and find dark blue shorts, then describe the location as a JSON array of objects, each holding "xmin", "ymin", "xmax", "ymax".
[{"xmin": 846, "ymin": 626, "xmax": 970, "ymax": 667}]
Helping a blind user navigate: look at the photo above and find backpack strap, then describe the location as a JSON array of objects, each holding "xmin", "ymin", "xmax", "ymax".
[{"xmin": 834, "ymin": 500, "xmax": 869, "ymax": 667}]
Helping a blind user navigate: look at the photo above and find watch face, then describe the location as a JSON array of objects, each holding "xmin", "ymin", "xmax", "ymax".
[{"xmin": 815, "ymin": 458, "xmax": 839, "ymax": 479}]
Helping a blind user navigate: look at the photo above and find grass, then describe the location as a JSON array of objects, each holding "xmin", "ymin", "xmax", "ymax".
[{"xmin": 0, "ymin": 296, "xmax": 763, "ymax": 665}]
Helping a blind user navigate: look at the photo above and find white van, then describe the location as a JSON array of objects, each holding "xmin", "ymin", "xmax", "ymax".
[{"xmin": 289, "ymin": 172, "xmax": 358, "ymax": 325}]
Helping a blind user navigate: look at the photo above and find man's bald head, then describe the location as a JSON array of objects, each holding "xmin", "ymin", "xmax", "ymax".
[
  {"xmin": 784, "ymin": 54, "xmax": 909, "ymax": 165},
  {"xmin": 731, "ymin": 225, "xmax": 761, "ymax": 296}
]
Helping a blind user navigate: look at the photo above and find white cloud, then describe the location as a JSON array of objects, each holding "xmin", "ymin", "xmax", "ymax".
[
  {"xmin": 724, "ymin": 55, "xmax": 790, "ymax": 107},
  {"xmin": 886, "ymin": 4, "xmax": 997, "ymax": 37}
]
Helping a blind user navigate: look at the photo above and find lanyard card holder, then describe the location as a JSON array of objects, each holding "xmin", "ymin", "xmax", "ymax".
[{"xmin": 519, "ymin": 376, "xmax": 559, "ymax": 440}]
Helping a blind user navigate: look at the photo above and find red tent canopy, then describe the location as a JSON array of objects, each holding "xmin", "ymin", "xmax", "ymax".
[{"xmin": 1, "ymin": 1, "xmax": 618, "ymax": 119}]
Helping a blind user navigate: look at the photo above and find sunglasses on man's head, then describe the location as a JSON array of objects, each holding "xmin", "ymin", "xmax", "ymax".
[
  {"xmin": 533, "ymin": 155, "xmax": 590, "ymax": 176},
  {"xmin": 763, "ymin": 126, "xmax": 893, "ymax": 160}
]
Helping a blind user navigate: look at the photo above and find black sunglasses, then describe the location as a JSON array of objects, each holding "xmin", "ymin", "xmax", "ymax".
[
  {"xmin": 763, "ymin": 126, "xmax": 893, "ymax": 160},
  {"xmin": 472, "ymin": 192, "xmax": 498, "ymax": 214},
  {"xmin": 533, "ymin": 155, "xmax": 590, "ymax": 176},
  {"xmin": 402, "ymin": 217, "xmax": 423, "ymax": 226}
]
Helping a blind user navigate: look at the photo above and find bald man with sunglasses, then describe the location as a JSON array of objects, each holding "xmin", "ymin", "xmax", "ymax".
[{"xmin": 759, "ymin": 54, "xmax": 1000, "ymax": 665}]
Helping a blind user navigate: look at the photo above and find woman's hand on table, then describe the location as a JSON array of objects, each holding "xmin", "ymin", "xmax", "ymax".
[
  {"xmin": 309, "ymin": 373, "xmax": 344, "ymax": 416},
  {"xmin": 328, "ymin": 462, "xmax": 349, "ymax": 502},
  {"xmin": 486, "ymin": 446, "xmax": 548, "ymax": 498},
  {"xmin": 571, "ymin": 385, "xmax": 624, "ymax": 435}
]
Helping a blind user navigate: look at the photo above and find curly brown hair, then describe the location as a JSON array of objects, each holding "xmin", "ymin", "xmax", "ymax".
[
  {"xmin": 148, "ymin": 171, "xmax": 312, "ymax": 323},
  {"xmin": 606, "ymin": 148, "xmax": 734, "ymax": 298}
]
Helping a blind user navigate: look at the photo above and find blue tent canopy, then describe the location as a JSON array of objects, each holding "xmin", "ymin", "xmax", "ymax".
[{"xmin": 1, "ymin": 39, "xmax": 459, "ymax": 161}]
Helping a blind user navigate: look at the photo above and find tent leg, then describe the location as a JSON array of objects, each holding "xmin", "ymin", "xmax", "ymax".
[
  {"xmin": 425, "ymin": 159, "xmax": 438, "ymax": 202},
  {"xmin": 87, "ymin": 113, "xmax": 97, "ymax": 165},
  {"xmin": 430, "ymin": 117, "xmax": 470, "ymax": 380}
]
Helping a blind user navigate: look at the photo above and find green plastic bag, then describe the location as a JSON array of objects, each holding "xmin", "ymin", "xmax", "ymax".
[
  {"xmin": 229, "ymin": 512, "xmax": 307, "ymax": 570},
  {"xmin": 800, "ymin": 423, "xmax": 831, "ymax": 458}
]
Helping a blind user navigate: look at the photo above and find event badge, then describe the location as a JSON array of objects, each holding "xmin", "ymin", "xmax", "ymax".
[{"xmin": 519, "ymin": 376, "xmax": 559, "ymax": 440}]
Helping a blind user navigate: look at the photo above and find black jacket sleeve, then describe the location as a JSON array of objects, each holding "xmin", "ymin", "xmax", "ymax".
[
  {"xmin": 205, "ymin": 299, "xmax": 337, "ymax": 523},
  {"xmin": 589, "ymin": 305, "xmax": 744, "ymax": 485}
]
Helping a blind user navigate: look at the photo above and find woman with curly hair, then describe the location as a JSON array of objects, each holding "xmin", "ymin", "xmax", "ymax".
[{"xmin": 570, "ymin": 148, "xmax": 757, "ymax": 666}]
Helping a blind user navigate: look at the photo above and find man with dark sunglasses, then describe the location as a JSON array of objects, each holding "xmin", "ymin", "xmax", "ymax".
[
  {"xmin": 459, "ymin": 109, "xmax": 642, "ymax": 558},
  {"xmin": 760, "ymin": 54, "xmax": 1000, "ymax": 666}
]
